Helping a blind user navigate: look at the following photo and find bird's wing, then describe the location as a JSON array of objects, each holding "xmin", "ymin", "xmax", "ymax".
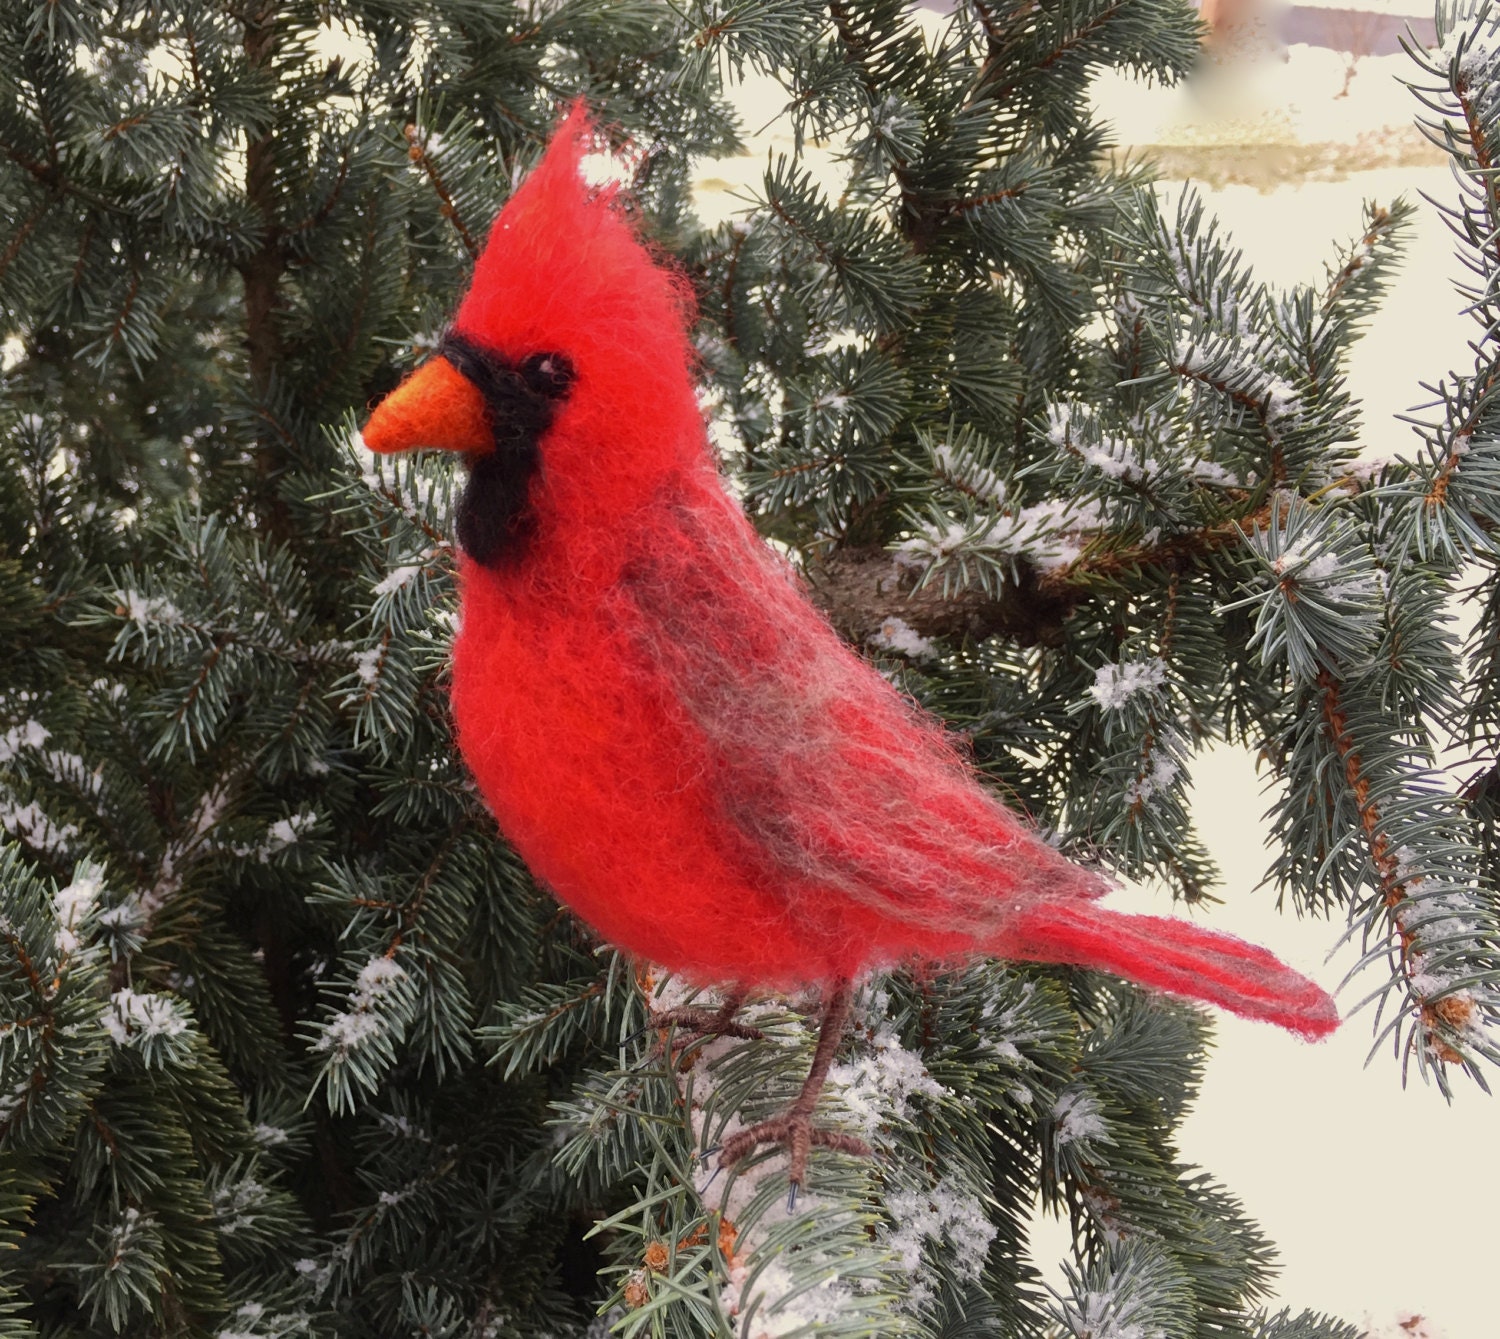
[
  {"xmin": 613, "ymin": 476, "xmax": 1342, "ymax": 1045},
  {"xmin": 617, "ymin": 473, "xmax": 1105, "ymax": 944}
]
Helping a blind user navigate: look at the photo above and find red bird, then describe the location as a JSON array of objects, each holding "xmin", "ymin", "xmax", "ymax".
[{"xmin": 363, "ymin": 107, "xmax": 1337, "ymax": 1188}]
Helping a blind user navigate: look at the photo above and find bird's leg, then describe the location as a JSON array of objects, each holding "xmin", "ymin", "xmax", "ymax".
[
  {"xmin": 648, "ymin": 984, "xmax": 764, "ymax": 1049},
  {"xmin": 717, "ymin": 981, "xmax": 872, "ymax": 1197}
]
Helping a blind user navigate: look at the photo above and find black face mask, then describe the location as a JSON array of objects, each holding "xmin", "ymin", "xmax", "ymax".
[{"xmin": 436, "ymin": 330, "xmax": 575, "ymax": 568}]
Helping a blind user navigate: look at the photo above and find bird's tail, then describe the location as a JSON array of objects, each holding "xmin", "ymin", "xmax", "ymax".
[{"xmin": 1005, "ymin": 900, "xmax": 1338, "ymax": 1039}]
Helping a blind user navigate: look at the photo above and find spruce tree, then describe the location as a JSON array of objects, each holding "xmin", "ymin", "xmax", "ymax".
[{"xmin": 2, "ymin": 2, "xmax": 1497, "ymax": 1338}]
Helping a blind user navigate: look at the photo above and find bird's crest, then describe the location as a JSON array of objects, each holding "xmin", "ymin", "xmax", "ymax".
[{"xmin": 452, "ymin": 103, "xmax": 694, "ymax": 380}]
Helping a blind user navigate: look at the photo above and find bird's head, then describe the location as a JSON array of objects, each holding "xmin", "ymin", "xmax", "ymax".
[{"xmin": 361, "ymin": 104, "xmax": 703, "ymax": 568}]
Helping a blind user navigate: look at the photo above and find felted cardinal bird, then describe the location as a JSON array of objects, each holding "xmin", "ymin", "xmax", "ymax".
[{"xmin": 363, "ymin": 106, "xmax": 1337, "ymax": 1190}]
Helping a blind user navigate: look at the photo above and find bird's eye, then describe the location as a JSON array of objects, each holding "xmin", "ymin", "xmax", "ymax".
[{"xmin": 520, "ymin": 352, "xmax": 575, "ymax": 400}]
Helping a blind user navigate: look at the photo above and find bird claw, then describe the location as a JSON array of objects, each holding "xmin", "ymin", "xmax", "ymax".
[
  {"xmin": 650, "ymin": 1005, "xmax": 765, "ymax": 1043},
  {"xmin": 718, "ymin": 1110, "xmax": 872, "ymax": 1202},
  {"xmin": 638, "ymin": 1005, "xmax": 765, "ymax": 1063}
]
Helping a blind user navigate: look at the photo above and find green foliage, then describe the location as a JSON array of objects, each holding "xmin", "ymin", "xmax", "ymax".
[{"xmin": 2, "ymin": 0, "xmax": 1497, "ymax": 1335}]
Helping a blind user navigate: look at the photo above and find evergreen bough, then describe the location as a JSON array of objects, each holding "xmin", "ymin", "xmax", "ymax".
[{"xmin": 1, "ymin": 0, "xmax": 1496, "ymax": 1335}]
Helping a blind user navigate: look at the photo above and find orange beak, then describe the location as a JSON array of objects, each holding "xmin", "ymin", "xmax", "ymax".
[{"xmin": 362, "ymin": 355, "xmax": 491, "ymax": 455}]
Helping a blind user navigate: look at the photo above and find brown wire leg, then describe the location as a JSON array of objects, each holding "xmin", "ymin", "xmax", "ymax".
[
  {"xmin": 649, "ymin": 984, "xmax": 765, "ymax": 1051},
  {"xmin": 717, "ymin": 981, "xmax": 873, "ymax": 1197}
]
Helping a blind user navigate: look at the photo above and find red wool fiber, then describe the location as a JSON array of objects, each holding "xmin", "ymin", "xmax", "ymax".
[{"xmin": 428, "ymin": 106, "xmax": 1337, "ymax": 1040}]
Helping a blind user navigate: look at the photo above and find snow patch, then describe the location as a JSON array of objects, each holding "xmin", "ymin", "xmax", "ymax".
[
  {"xmin": 232, "ymin": 1306, "xmax": 312, "ymax": 1337},
  {"xmin": 212, "ymin": 1175, "xmax": 271, "ymax": 1234},
  {"xmin": 1126, "ymin": 750, "xmax": 1182, "ymax": 807},
  {"xmin": 827, "ymin": 1020, "xmax": 948, "ymax": 1139},
  {"xmin": 721, "ymin": 1256, "xmax": 857, "ymax": 1337},
  {"xmin": 0, "ymin": 719, "xmax": 50, "ymax": 760},
  {"xmin": 372, "ymin": 564, "xmax": 422, "ymax": 596},
  {"xmin": 232, "ymin": 811, "xmax": 315, "ymax": 863},
  {"xmin": 1189, "ymin": 458, "xmax": 1245, "ymax": 487},
  {"xmin": 868, "ymin": 617, "xmax": 938, "ymax": 661},
  {"xmin": 883, "ymin": 1177, "xmax": 997, "ymax": 1310},
  {"xmin": 1053, "ymin": 1087, "xmax": 1109, "ymax": 1147},
  {"xmin": 933, "ymin": 441, "xmax": 1007, "ymax": 504},
  {"xmin": 315, "ymin": 956, "xmax": 408, "ymax": 1055},
  {"xmin": 116, "ymin": 589, "xmax": 183, "ymax": 625},
  {"xmin": 54, "ymin": 867, "xmax": 104, "ymax": 954},
  {"xmin": 1089, "ymin": 659, "xmax": 1167, "ymax": 711},
  {"xmin": 0, "ymin": 798, "xmax": 78, "ymax": 856},
  {"xmin": 103, "ymin": 989, "xmax": 190, "ymax": 1047},
  {"xmin": 352, "ymin": 646, "xmax": 384, "ymax": 687},
  {"xmin": 900, "ymin": 496, "xmax": 1106, "ymax": 572}
]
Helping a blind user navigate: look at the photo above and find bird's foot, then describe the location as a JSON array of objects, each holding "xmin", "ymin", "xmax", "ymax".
[
  {"xmin": 648, "ymin": 1005, "xmax": 765, "ymax": 1045},
  {"xmin": 640, "ymin": 1001, "xmax": 764, "ymax": 1067},
  {"xmin": 719, "ymin": 1110, "xmax": 872, "ymax": 1198}
]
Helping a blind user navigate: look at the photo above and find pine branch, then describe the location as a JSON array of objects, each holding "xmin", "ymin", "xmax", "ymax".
[
  {"xmin": 808, "ymin": 545, "xmax": 1078, "ymax": 647},
  {"xmin": 404, "ymin": 124, "xmax": 480, "ymax": 259},
  {"xmin": 1313, "ymin": 671, "xmax": 1483, "ymax": 1067}
]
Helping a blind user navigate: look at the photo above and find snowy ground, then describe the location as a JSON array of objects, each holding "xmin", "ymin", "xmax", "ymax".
[{"xmin": 699, "ymin": 16, "xmax": 1490, "ymax": 1339}]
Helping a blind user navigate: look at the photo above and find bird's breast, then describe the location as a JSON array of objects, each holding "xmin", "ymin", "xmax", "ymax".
[{"xmin": 448, "ymin": 559, "xmax": 803, "ymax": 980}]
